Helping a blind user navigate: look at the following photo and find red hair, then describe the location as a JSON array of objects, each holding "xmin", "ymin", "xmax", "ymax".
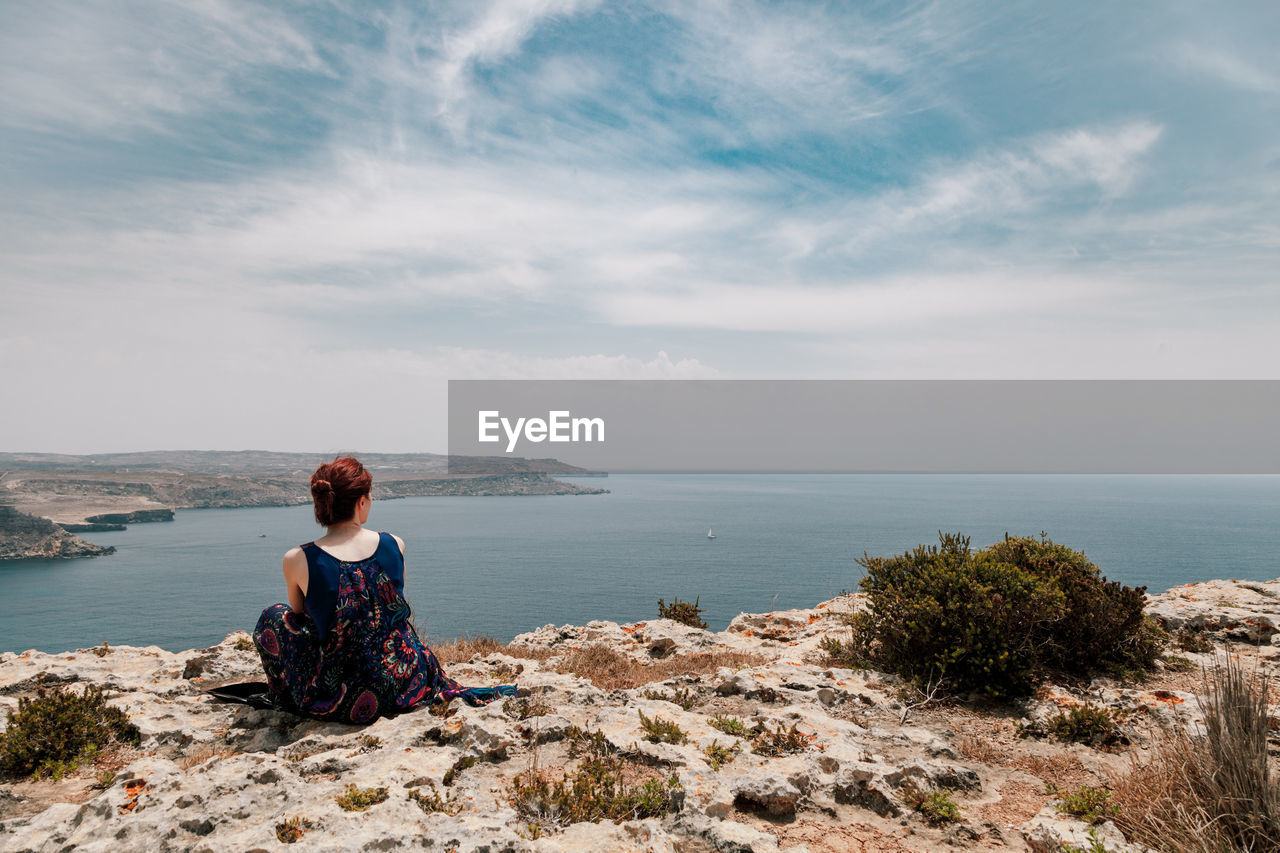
[{"xmin": 310, "ymin": 456, "xmax": 372, "ymax": 526}]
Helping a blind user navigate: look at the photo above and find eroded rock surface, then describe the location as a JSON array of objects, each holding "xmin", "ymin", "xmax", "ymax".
[{"xmin": 1, "ymin": 580, "xmax": 1277, "ymax": 852}]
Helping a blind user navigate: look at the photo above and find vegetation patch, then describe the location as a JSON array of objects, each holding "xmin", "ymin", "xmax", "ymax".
[
  {"xmin": 1111, "ymin": 656, "xmax": 1280, "ymax": 853},
  {"xmin": 555, "ymin": 643, "xmax": 764, "ymax": 691},
  {"xmin": 508, "ymin": 729, "xmax": 681, "ymax": 833},
  {"xmin": 232, "ymin": 637, "xmax": 255, "ymax": 652},
  {"xmin": 1050, "ymin": 784, "xmax": 1120, "ymax": 824},
  {"xmin": 275, "ymin": 815, "xmax": 313, "ymax": 844},
  {"xmin": 901, "ymin": 780, "xmax": 961, "ymax": 826},
  {"xmin": 708, "ymin": 714, "xmax": 749, "ymax": 737},
  {"xmin": 355, "ymin": 735, "xmax": 381, "ymax": 753},
  {"xmin": 335, "ymin": 784, "xmax": 389, "ymax": 812},
  {"xmin": 843, "ymin": 532, "xmax": 1158, "ymax": 698},
  {"xmin": 0, "ymin": 684, "xmax": 140, "ymax": 779},
  {"xmin": 703, "ymin": 740, "xmax": 739, "ymax": 771},
  {"xmin": 443, "ymin": 755, "xmax": 478, "ymax": 787},
  {"xmin": 638, "ymin": 710, "xmax": 687, "ymax": 744},
  {"xmin": 642, "ymin": 686, "xmax": 698, "ymax": 710},
  {"xmin": 408, "ymin": 783, "xmax": 462, "ymax": 816},
  {"xmin": 1031, "ymin": 704, "xmax": 1126, "ymax": 749},
  {"xmin": 657, "ymin": 597, "xmax": 708, "ymax": 630},
  {"xmin": 749, "ymin": 721, "xmax": 814, "ymax": 756}
]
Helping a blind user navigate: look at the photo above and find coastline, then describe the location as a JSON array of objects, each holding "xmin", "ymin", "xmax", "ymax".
[{"xmin": 1, "ymin": 578, "xmax": 1276, "ymax": 852}]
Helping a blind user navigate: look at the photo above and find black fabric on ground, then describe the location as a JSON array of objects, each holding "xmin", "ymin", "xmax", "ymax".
[{"xmin": 203, "ymin": 681, "xmax": 299, "ymax": 713}]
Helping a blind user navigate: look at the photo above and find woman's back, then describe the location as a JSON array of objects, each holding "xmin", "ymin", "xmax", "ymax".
[{"xmin": 253, "ymin": 455, "xmax": 516, "ymax": 723}]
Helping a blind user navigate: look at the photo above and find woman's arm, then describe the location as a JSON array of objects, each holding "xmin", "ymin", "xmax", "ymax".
[{"xmin": 282, "ymin": 547, "xmax": 308, "ymax": 614}]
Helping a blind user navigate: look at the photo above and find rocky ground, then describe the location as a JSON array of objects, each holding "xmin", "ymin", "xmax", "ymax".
[{"xmin": 0, "ymin": 579, "xmax": 1277, "ymax": 853}]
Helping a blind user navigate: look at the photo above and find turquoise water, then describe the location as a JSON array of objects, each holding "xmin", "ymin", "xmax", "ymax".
[{"xmin": 2, "ymin": 475, "xmax": 1278, "ymax": 654}]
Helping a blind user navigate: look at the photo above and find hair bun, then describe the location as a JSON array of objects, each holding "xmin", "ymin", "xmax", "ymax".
[{"xmin": 313, "ymin": 478, "xmax": 333, "ymax": 495}]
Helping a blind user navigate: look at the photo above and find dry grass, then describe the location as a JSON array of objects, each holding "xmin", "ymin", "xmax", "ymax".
[
  {"xmin": 553, "ymin": 643, "xmax": 766, "ymax": 691},
  {"xmin": 177, "ymin": 744, "xmax": 239, "ymax": 771},
  {"xmin": 1110, "ymin": 655, "xmax": 1280, "ymax": 853},
  {"xmin": 428, "ymin": 634, "xmax": 554, "ymax": 665}
]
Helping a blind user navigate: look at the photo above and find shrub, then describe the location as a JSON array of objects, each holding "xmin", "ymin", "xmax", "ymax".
[
  {"xmin": 335, "ymin": 784, "xmax": 388, "ymax": 811},
  {"xmin": 749, "ymin": 721, "xmax": 814, "ymax": 756},
  {"xmin": 1110, "ymin": 655, "xmax": 1280, "ymax": 853},
  {"xmin": 638, "ymin": 710, "xmax": 687, "ymax": 744},
  {"xmin": 851, "ymin": 532, "xmax": 1156, "ymax": 697},
  {"xmin": 708, "ymin": 714, "xmax": 748, "ymax": 737},
  {"xmin": 657, "ymin": 597, "xmax": 708, "ymax": 630},
  {"xmin": 703, "ymin": 740, "xmax": 738, "ymax": 771},
  {"xmin": 983, "ymin": 536, "xmax": 1152, "ymax": 675},
  {"xmin": 1043, "ymin": 704, "xmax": 1126, "ymax": 749},
  {"xmin": 275, "ymin": 816, "xmax": 312, "ymax": 844},
  {"xmin": 901, "ymin": 780, "xmax": 961, "ymax": 825},
  {"xmin": 0, "ymin": 684, "xmax": 140, "ymax": 779},
  {"xmin": 509, "ymin": 730, "xmax": 681, "ymax": 830},
  {"xmin": 1052, "ymin": 784, "xmax": 1120, "ymax": 824}
]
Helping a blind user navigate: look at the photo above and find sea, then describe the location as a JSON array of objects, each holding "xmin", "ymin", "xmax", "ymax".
[{"xmin": 2, "ymin": 474, "xmax": 1278, "ymax": 655}]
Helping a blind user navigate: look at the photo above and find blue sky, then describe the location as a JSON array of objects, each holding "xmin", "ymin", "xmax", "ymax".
[{"xmin": 2, "ymin": 1, "xmax": 1278, "ymax": 452}]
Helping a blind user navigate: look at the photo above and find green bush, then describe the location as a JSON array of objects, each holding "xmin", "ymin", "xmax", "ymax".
[
  {"xmin": 657, "ymin": 597, "xmax": 708, "ymax": 629},
  {"xmin": 849, "ymin": 532, "xmax": 1156, "ymax": 698},
  {"xmin": 0, "ymin": 685, "xmax": 140, "ymax": 779},
  {"xmin": 983, "ymin": 536, "xmax": 1153, "ymax": 675}
]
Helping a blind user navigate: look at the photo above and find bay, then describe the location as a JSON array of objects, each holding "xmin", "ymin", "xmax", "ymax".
[{"xmin": 2, "ymin": 474, "xmax": 1278, "ymax": 654}]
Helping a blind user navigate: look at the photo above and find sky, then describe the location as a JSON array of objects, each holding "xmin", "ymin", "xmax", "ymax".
[{"xmin": 2, "ymin": 1, "xmax": 1278, "ymax": 453}]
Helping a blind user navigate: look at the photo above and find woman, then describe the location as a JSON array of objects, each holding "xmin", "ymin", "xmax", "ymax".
[{"xmin": 253, "ymin": 455, "xmax": 516, "ymax": 724}]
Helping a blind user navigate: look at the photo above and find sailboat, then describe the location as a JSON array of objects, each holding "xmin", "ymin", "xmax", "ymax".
[{"xmin": 707, "ymin": 527, "xmax": 716, "ymax": 539}]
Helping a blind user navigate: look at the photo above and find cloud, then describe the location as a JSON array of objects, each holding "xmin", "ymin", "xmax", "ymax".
[
  {"xmin": 1170, "ymin": 43, "xmax": 1280, "ymax": 94},
  {"xmin": 0, "ymin": 0, "xmax": 325, "ymax": 135}
]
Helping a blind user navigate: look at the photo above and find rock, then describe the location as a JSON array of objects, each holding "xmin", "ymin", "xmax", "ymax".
[
  {"xmin": 0, "ymin": 505, "xmax": 115, "ymax": 560},
  {"xmin": 731, "ymin": 771, "xmax": 802, "ymax": 817},
  {"xmin": 1146, "ymin": 579, "xmax": 1280, "ymax": 643},
  {"xmin": 1021, "ymin": 805, "xmax": 1149, "ymax": 853}
]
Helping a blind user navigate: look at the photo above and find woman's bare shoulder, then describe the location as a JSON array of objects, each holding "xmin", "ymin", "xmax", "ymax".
[
  {"xmin": 390, "ymin": 533, "xmax": 406, "ymax": 555},
  {"xmin": 283, "ymin": 546, "xmax": 306, "ymax": 564}
]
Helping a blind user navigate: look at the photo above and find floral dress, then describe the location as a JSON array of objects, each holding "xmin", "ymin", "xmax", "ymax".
[{"xmin": 253, "ymin": 532, "xmax": 515, "ymax": 723}]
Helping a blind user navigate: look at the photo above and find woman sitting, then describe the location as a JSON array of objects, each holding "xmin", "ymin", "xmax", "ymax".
[{"xmin": 253, "ymin": 456, "xmax": 516, "ymax": 723}]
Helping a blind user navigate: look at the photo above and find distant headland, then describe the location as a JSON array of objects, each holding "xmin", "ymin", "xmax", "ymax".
[{"xmin": 0, "ymin": 451, "xmax": 607, "ymax": 561}]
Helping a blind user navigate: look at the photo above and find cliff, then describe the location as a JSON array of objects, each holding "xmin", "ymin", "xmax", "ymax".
[
  {"xmin": 0, "ymin": 580, "xmax": 1276, "ymax": 852},
  {"xmin": 0, "ymin": 506, "xmax": 115, "ymax": 561}
]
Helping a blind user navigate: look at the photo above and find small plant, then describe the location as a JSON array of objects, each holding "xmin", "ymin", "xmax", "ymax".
[
  {"xmin": 1062, "ymin": 827, "xmax": 1113, "ymax": 853},
  {"xmin": 708, "ymin": 714, "xmax": 748, "ymax": 737},
  {"xmin": 703, "ymin": 740, "xmax": 738, "ymax": 771},
  {"xmin": 749, "ymin": 721, "xmax": 814, "ymax": 756},
  {"xmin": 408, "ymin": 783, "xmax": 461, "ymax": 816},
  {"xmin": 1162, "ymin": 654, "xmax": 1197, "ymax": 672},
  {"xmin": 490, "ymin": 665, "xmax": 516, "ymax": 683},
  {"xmin": 232, "ymin": 637, "xmax": 255, "ymax": 652},
  {"xmin": 335, "ymin": 784, "xmax": 388, "ymax": 812},
  {"xmin": 638, "ymin": 709, "xmax": 687, "ymax": 744},
  {"xmin": 901, "ymin": 780, "xmax": 961, "ymax": 825},
  {"xmin": 356, "ymin": 734, "xmax": 381, "ymax": 753},
  {"xmin": 657, "ymin": 596, "xmax": 708, "ymax": 630},
  {"xmin": 642, "ymin": 686, "xmax": 698, "ymax": 711},
  {"xmin": 1051, "ymin": 784, "xmax": 1120, "ymax": 824},
  {"xmin": 0, "ymin": 684, "xmax": 140, "ymax": 779},
  {"xmin": 90, "ymin": 642, "xmax": 111, "ymax": 658},
  {"xmin": 1175, "ymin": 630, "xmax": 1212, "ymax": 654},
  {"xmin": 428, "ymin": 699, "xmax": 456, "ymax": 718},
  {"xmin": 275, "ymin": 815, "xmax": 313, "ymax": 844},
  {"xmin": 443, "ymin": 755, "xmax": 477, "ymax": 787},
  {"xmin": 819, "ymin": 633, "xmax": 863, "ymax": 669},
  {"xmin": 1044, "ymin": 704, "xmax": 1124, "ymax": 748}
]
